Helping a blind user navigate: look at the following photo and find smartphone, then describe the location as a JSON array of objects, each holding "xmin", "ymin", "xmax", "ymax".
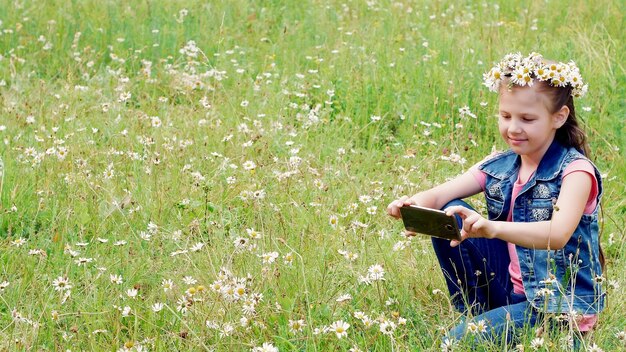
[{"xmin": 399, "ymin": 205, "xmax": 461, "ymax": 241}]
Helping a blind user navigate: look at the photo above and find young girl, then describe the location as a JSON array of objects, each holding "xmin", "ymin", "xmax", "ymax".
[{"xmin": 387, "ymin": 52, "xmax": 604, "ymax": 347}]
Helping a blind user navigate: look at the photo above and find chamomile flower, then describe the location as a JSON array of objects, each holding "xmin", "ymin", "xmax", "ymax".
[
  {"xmin": 243, "ymin": 160, "xmax": 257, "ymax": 171},
  {"xmin": 259, "ymin": 252, "xmax": 279, "ymax": 265},
  {"xmin": 0, "ymin": 281, "xmax": 10, "ymax": 292},
  {"xmin": 361, "ymin": 316, "xmax": 375, "ymax": 329},
  {"xmin": 458, "ymin": 106, "xmax": 477, "ymax": 118},
  {"xmin": 246, "ymin": 228, "xmax": 262, "ymax": 239},
  {"xmin": 511, "ymin": 66, "xmax": 532, "ymax": 86},
  {"xmin": 336, "ymin": 293, "xmax": 352, "ymax": 302},
  {"xmin": 367, "ymin": 264, "xmax": 385, "ymax": 281},
  {"xmin": 74, "ymin": 257, "xmax": 94, "ymax": 266},
  {"xmin": 329, "ymin": 320, "xmax": 349, "ymax": 339},
  {"xmin": 234, "ymin": 237, "xmax": 250, "ymax": 251},
  {"xmin": 393, "ymin": 240, "xmax": 409, "ymax": 251},
  {"xmin": 379, "ymin": 320, "xmax": 396, "ymax": 336},
  {"xmin": 252, "ymin": 342, "xmax": 278, "ymax": 352},
  {"xmin": 530, "ymin": 337, "xmax": 544, "ymax": 350},
  {"xmin": 126, "ymin": 288, "xmax": 138, "ymax": 299},
  {"xmin": 118, "ymin": 92, "xmax": 131, "ymax": 102},
  {"xmin": 162, "ymin": 279, "xmax": 174, "ymax": 292},
  {"xmin": 121, "ymin": 306, "xmax": 131, "ymax": 317},
  {"xmin": 288, "ymin": 319, "xmax": 306, "ymax": 333},
  {"xmin": 440, "ymin": 338, "xmax": 456, "ymax": 352},
  {"xmin": 359, "ymin": 195, "xmax": 372, "ymax": 204},
  {"xmin": 358, "ymin": 275, "xmax": 373, "ymax": 285},
  {"xmin": 11, "ymin": 237, "xmax": 26, "ymax": 247},
  {"xmin": 338, "ymin": 249, "xmax": 359, "ymax": 261},
  {"xmin": 52, "ymin": 276, "xmax": 72, "ymax": 291},
  {"xmin": 385, "ymin": 297, "xmax": 398, "ymax": 306},
  {"xmin": 190, "ymin": 242, "xmax": 205, "ymax": 252},
  {"xmin": 587, "ymin": 343, "xmax": 604, "ymax": 352},
  {"xmin": 182, "ymin": 276, "xmax": 197, "ymax": 285},
  {"xmin": 152, "ymin": 303, "xmax": 164, "ymax": 312},
  {"xmin": 484, "ymin": 52, "xmax": 587, "ymax": 97},
  {"xmin": 353, "ymin": 311, "xmax": 366, "ymax": 320},
  {"xmin": 110, "ymin": 274, "xmax": 123, "ymax": 285},
  {"xmin": 475, "ymin": 319, "xmax": 487, "ymax": 333},
  {"xmin": 150, "ymin": 116, "xmax": 162, "ymax": 127},
  {"xmin": 233, "ymin": 284, "xmax": 246, "ymax": 299},
  {"xmin": 220, "ymin": 323, "xmax": 234, "ymax": 337},
  {"xmin": 329, "ymin": 215, "xmax": 339, "ymax": 228},
  {"xmin": 283, "ymin": 252, "xmax": 294, "ymax": 266},
  {"xmin": 536, "ymin": 288, "xmax": 554, "ymax": 297}
]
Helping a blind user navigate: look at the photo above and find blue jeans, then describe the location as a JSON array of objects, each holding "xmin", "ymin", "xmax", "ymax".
[{"xmin": 433, "ymin": 199, "xmax": 541, "ymax": 344}]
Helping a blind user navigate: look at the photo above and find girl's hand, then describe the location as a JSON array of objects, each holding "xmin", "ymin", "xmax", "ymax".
[
  {"xmin": 387, "ymin": 195, "xmax": 419, "ymax": 237},
  {"xmin": 444, "ymin": 206, "xmax": 497, "ymax": 247},
  {"xmin": 386, "ymin": 195, "xmax": 415, "ymax": 219}
]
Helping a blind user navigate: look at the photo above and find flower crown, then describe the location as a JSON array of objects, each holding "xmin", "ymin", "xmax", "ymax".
[{"xmin": 483, "ymin": 52, "xmax": 587, "ymax": 98}]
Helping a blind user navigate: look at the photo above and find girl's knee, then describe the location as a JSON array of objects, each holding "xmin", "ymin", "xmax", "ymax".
[
  {"xmin": 441, "ymin": 199, "xmax": 473, "ymax": 211},
  {"xmin": 441, "ymin": 199, "xmax": 474, "ymax": 230},
  {"xmin": 446, "ymin": 322, "xmax": 466, "ymax": 342}
]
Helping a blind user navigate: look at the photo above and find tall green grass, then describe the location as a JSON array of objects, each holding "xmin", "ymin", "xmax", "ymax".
[{"xmin": 0, "ymin": 0, "xmax": 624, "ymax": 350}]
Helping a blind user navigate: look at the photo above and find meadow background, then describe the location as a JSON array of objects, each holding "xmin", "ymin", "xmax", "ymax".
[{"xmin": 0, "ymin": 0, "xmax": 624, "ymax": 351}]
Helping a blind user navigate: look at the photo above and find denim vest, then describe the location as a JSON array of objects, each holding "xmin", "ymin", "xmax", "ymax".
[{"xmin": 479, "ymin": 140, "xmax": 604, "ymax": 314}]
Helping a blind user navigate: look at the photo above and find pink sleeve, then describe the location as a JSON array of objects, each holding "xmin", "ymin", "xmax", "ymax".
[
  {"xmin": 469, "ymin": 163, "xmax": 487, "ymax": 191},
  {"xmin": 563, "ymin": 160, "xmax": 599, "ymax": 214},
  {"xmin": 469, "ymin": 152, "xmax": 503, "ymax": 192}
]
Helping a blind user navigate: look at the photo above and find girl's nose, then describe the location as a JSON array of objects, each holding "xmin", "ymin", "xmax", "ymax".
[{"xmin": 508, "ymin": 120, "xmax": 522, "ymax": 134}]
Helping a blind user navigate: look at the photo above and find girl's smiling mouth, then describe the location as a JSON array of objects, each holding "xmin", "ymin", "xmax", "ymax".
[{"xmin": 508, "ymin": 137, "xmax": 527, "ymax": 145}]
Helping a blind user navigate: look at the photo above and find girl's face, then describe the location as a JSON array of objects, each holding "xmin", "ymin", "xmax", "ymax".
[{"xmin": 498, "ymin": 83, "xmax": 567, "ymax": 163}]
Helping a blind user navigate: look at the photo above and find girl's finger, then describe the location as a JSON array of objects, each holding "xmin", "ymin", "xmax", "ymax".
[
  {"xmin": 402, "ymin": 197, "xmax": 414, "ymax": 206},
  {"xmin": 445, "ymin": 206, "xmax": 472, "ymax": 219},
  {"xmin": 464, "ymin": 214, "xmax": 480, "ymax": 229},
  {"xmin": 395, "ymin": 195, "xmax": 409, "ymax": 207},
  {"xmin": 404, "ymin": 230, "xmax": 416, "ymax": 237},
  {"xmin": 450, "ymin": 231, "xmax": 469, "ymax": 247},
  {"xmin": 462, "ymin": 222, "xmax": 472, "ymax": 235}
]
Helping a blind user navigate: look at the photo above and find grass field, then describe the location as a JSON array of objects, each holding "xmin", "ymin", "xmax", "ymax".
[{"xmin": 0, "ymin": 0, "xmax": 624, "ymax": 350}]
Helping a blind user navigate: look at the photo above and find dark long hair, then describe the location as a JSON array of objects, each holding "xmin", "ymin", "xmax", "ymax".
[{"xmin": 534, "ymin": 81, "xmax": 591, "ymax": 157}]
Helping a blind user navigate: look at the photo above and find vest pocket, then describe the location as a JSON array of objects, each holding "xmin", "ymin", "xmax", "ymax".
[
  {"xmin": 528, "ymin": 199, "xmax": 554, "ymax": 222},
  {"xmin": 486, "ymin": 181, "xmax": 505, "ymax": 201},
  {"xmin": 485, "ymin": 197, "xmax": 504, "ymax": 219},
  {"xmin": 531, "ymin": 183, "xmax": 552, "ymax": 199}
]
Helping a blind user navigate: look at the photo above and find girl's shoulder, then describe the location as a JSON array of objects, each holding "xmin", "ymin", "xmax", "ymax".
[
  {"xmin": 476, "ymin": 149, "xmax": 517, "ymax": 175},
  {"xmin": 479, "ymin": 149, "xmax": 508, "ymax": 163},
  {"xmin": 561, "ymin": 148, "xmax": 602, "ymax": 176},
  {"xmin": 563, "ymin": 158, "xmax": 597, "ymax": 181},
  {"xmin": 471, "ymin": 147, "xmax": 512, "ymax": 166}
]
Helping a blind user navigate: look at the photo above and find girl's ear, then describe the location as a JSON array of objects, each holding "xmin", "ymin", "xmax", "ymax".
[{"xmin": 553, "ymin": 105, "xmax": 569, "ymax": 128}]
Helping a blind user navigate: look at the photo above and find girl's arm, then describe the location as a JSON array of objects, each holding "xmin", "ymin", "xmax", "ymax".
[
  {"xmin": 387, "ymin": 170, "xmax": 483, "ymax": 219},
  {"xmin": 445, "ymin": 171, "xmax": 593, "ymax": 249}
]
